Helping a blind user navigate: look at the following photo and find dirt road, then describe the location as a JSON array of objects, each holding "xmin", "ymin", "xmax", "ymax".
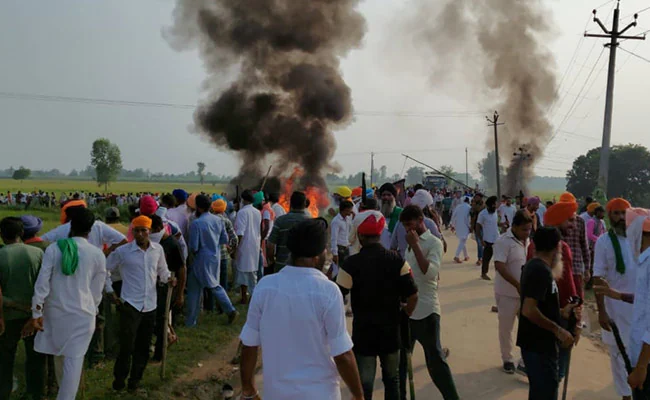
[{"xmin": 256, "ymin": 234, "xmax": 618, "ymax": 399}]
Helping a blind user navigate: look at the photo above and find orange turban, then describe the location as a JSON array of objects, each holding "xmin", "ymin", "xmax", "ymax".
[
  {"xmin": 544, "ymin": 201, "xmax": 578, "ymax": 226},
  {"xmin": 131, "ymin": 216, "xmax": 152, "ymax": 229},
  {"xmin": 587, "ymin": 202, "xmax": 601, "ymax": 214},
  {"xmin": 351, "ymin": 187, "xmax": 362, "ymax": 198},
  {"xmin": 559, "ymin": 192, "xmax": 576, "ymax": 203},
  {"xmin": 187, "ymin": 193, "xmax": 197, "ymax": 209},
  {"xmin": 211, "ymin": 199, "xmax": 227, "ymax": 213},
  {"xmin": 60, "ymin": 200, "xmax": 87, "ymax": 224},
  {"xmin": 607, "ymin": 198, "xmax": 631, "ymax": 213}
]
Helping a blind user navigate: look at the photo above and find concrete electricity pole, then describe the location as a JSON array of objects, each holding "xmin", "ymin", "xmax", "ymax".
[
  {"xmin": 370, "ymin": 151, "xmax": 375, "ymax": 187},
  {"xmin": 486, "ymin": 111, "xmax": 505, "ymax": 199},
  {"xmin": 465, "ymin": 147, "xmax": 469, "ymax": 187},
  {"xmin": 585, "ymin": 2, "xmax": 644, "ymax": 195}
]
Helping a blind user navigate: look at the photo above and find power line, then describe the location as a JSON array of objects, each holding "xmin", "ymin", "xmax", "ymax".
[{"xmin": 618, "ymin": 46, "xmax": 650, "ymax": 64}]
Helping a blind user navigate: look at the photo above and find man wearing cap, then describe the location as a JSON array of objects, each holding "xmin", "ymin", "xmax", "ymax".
[
  {"xmin": 23, "ymin": 209, "xmax": 107, "ymax": 400},
  {"xmin": 167, "ymin": 189, "xmax": 191, "ymax": 240},
  {"xmin": 592, "ymin": 198, "xmax": 635, "ymax": 399},
  {"xmin": 186, "ymin": 195, "xmax": 238, "ymax": 327},
  {"xmin": 267, "ymin": 191, "xmax": 310, "ymax": 273},
  {"xmin": 398, "ymin": 205, "xmax": 459, "ymax": 400},
  {"xmin": 558, "ymin": 192, "xmax": 590, "ymax": 298},
  {"xmin": 105, "ymin": 215, "xmax": 172, "ymax": 392},
  {"xmin": 0, "ymin": 217, "xmax": 46, "ymax": 400},
  {"xmin": 235, "ymin": 190, "xmax": 262, "ymax": 304},
  {"xmin": 212, "ymin": 199, "xmax": 238, "ymax": 291},
  {"xmin": 337, "ymin": 210, "xmax": 418, "ymax": 399},
  {"xmin": 240, "ymin": 219, "xmax": 365, "ymax": 400}
]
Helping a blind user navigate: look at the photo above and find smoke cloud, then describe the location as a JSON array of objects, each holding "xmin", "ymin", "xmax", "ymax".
[
  {"xmin": 402, "ymin": 0, "xmax": 558, "ymax": 195},
  {"xmin": 166, "ymin": 0, "xmax": 366, "ymax": 189}
]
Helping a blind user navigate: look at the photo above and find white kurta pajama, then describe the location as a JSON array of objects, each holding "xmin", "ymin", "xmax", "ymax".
[
  {"xmin": 31, "ymin": 238, "xmax": 107, "ymax": 400},
  {"xmin": 451, "ymin": 202, "xmax": 471, "ymax": 259},
  {"xmin": 593, "ymin": 233, "xmax": 636, "ymax": 397}
]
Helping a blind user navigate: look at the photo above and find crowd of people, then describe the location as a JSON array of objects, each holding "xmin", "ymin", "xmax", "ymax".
[{"xmin": 2, "ymin": 179, "xmax": 650, "ymax": 400}]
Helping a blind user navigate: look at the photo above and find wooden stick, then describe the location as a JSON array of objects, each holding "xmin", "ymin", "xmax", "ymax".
[
  {"xmin": 160, "ymin": 277, "xmax": 174, "ymax": 380},
  {"xmin": 260, "ymin": 165, "xmax": 273, "ymax": 191}
]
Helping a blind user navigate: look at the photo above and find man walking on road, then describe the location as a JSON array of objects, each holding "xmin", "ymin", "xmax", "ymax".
[
  {"xmin": 234, "ymin": 190, "xmax": 262, "ymax": 304},
  {"xmin": 558, "ymin": 192, "xmax": 591, "ymax": 298},
  {"xmin": 337, "ymin": 210, "xmax": 418, "ymax": 400},
  {"xmin": 477, "ymin": 196, "xmax": 500, "ymax": 281},
  {"xmin": 593, "ymin": 198, "xmax": 635, "ymax": 399},
  {"xmin": 451, "ymin": 198, "xmax": 471, "ymax": 264},
  {"xmin": 330, "ymin": 200, "xmax": 354, "ymax": 279},
  {"xmin": 240, "ymin": 219, "xmax": 364, "ymax": 400},
  {"xmin": 398, "ymin": 205, "xmax": 459, "ymax": 400},
  {"xmin": 493, "ymin": 210, "xmax": 532, "ymax": 374}
]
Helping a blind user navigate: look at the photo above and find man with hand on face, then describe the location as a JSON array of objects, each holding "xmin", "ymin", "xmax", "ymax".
[
  {"xmin": 240, "ymin": 219, "xmax": 364, "ymax": 400},
  {"xmin": 398, "ymin": 205, "xmax": 459, "ymax": 400},
  {"xmin": 517, "ymin": 227, "xmax": 582, "ymax": 400},
  {"xmin": 105, "ymin": 216, "xmax": 173, "ymax": 393}
]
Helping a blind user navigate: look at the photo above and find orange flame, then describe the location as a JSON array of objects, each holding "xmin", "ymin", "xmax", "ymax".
[{"xmin": 277, "ymin": 168, "xmax": 329, "ymax": 218}]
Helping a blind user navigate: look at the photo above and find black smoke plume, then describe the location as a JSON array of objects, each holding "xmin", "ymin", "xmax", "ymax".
[
  {"xmin": 166, "ymin": 0, "xmax": 366, "ymax": 189},
  {"xmin": 401, "ymin": 0, "xmax": 558, "ymax": 195}
]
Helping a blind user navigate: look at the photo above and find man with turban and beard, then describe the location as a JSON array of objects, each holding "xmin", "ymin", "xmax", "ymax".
[
  {"xmin": 379, "ymin": 183, "xmax": 403, "ymax": 248},
  {"xmin": 591, "ymin": 198, "xmax": 635, "ymax": 400},
  {"xmin": 526, "ymin": 200, "xmax": 580, "ymax": 383},
  {"xmin": 525, "ymin": 197, "xmax": 541, "ymax": 237},
  {"xmin": 517, "ymin": 227, "xmax": 581, "ymax": 400},
  {"xmin": 450, "ymin": 198, "xmax": 472, "ymax": 264},
  {"xmin": 337, "ymin": 211, "xmax": 418, "ymax": 399},
  {"xmin": 558, "ymin": 193, "xmax": 591, "ymax": 299},
  {"xmin": 240, "ymin": 219, "xmax": 364, "ymax": 400}
]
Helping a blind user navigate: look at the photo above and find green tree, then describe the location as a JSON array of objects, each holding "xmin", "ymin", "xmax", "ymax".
[
  {"xmin": 12, "ymin": 166, "xmax": 31, "ymax": 181},
  {"xmin": 197, "ymin": 162, "xmax": 206, "ymax": 185},
  {"xmin": 439, "ymin": 165, "xmax": 455, "ymax": 186},
  {"xmin": 478, "ymin": 151, "xmax": 505, "ymax": 194},
  {"xmin": 90, "ymin": 138, "xmax": 122, "ymax": 191},
  {"xmin": 567, "ymin": 144, "xmax": 650, "ymax": 206},
  {"xmin": 405, "ymin": 166, "xmax": 425, "ymax": 186}
]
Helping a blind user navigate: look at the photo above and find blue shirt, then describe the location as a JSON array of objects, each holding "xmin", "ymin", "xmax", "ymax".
[
  {"xmin": 189, "ymin": 212, "xmax": 228, "ymax": 288},
  {"xmin": 390, "ymin": 218, "xmax": 443, "ymax": 258}
]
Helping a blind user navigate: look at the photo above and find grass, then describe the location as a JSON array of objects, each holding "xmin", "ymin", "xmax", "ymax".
[{"xmin": 0, "ymin": 179, "xmax": 227, "ymax": 196}]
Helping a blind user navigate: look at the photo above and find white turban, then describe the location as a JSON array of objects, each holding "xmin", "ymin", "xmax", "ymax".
[{"xmin": 410, "ymin": 189, "xmax": 434, "ymax": 210}]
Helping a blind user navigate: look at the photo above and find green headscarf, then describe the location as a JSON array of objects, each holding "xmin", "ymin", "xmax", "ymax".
[
  {"xmin": 57, "ymin": 239, "xmax": 79, "ymax": 276},
  {"xmin": 607, "ymin": 229, "xmax": 626, "ymax": 274},
  {"xmin": 253, "ymin": 191, "xmax": 265, "ymax": 208}
]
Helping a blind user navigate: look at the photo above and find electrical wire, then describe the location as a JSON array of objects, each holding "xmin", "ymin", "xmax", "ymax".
[{"xmin": 618, "ymin": 46, "xmax": 650, "ymax": 64}]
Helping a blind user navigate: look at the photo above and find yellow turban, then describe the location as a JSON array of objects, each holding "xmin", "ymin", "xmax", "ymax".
[
  {"xmin": 336, "ymin": 186, "xmax": 352, "ymax": 198},
  {"xmin": 211, "ymin": 199, "xmax": 227, "ymax": 213},
  {"xmin": 187, "ymin": 193, "xmax": 197, "ymax": 209},
  {"xmin": 607, "ymin": 198, "xmax": 631, "ymax": 213},
  {"xmin": 559, "ymin": 192, "xmax": 576, "ymax": 203},
  {"xmin": 131, "ymin": 216, "xmax": 152, "ymax": 229},
  {"xmin": 544, "ymin": 201, "xmax": 578, "ymax": 226},
  {"xmin": 587, "ymin": 202, "xmax": 601, "ymax": 214}
]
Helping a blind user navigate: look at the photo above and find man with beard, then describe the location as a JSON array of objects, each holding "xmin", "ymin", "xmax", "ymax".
[
  {"xmin": 240, "ymin": 219, "xmax": 364, "ymax": 400},
  {"xmin": 525, "ymin": 197, "xmax": 541, "ymax": 237},
  {"xmin": 558, "ymin": 192, "xmax": 590, "ymax": 299},
  {"xmin": 379, "ymin": 183, "xmax": 403, "ymax": 249},
  {"xmin": 476, "ymin": 196, "xmax": 500, "ymax": 281},
  {"xmin": 517, "ymin": 227, "xmax": 581, "ymax": 400},
  {"xmin": 593, "ymin": 198, "xmax": 635, "ymax": 400},
  {"xmin": 471, "ymin": 194, "xmax": 486, "ymax": 266}
]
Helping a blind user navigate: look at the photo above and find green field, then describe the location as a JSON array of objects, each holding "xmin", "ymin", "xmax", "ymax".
[{"xmin": 0, "ymin": 178, "xmax": 227, "ymax": 196}]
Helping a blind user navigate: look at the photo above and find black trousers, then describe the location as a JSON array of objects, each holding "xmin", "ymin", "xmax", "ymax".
[
  {"xmin": 113, "ymin": 303, "xmax": 156, "ymax": 387},
  {"xmin": 0, "ymin": 318, "xmax": 45, "ymax": 400},
  {"xmin": 482, "ymin": 242, "xmax": 494, "ymax": 275}
]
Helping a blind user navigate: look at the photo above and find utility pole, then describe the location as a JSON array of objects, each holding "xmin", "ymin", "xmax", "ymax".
[
  {"xmin": 585, "ymin": 2, "xmax": 644, "ymax": 195},
  {"xmin": 513, "ymin": 146, "xmax": 532, "ymax": 195},
  {"xmin": 465, "ymin": 147, "xmax": 469, "ymax": 187},
  {"xmin": 486, "ymin": 111, "xmax": 505, "ymax": 199},
  {"xmin": 370, "ymin": 152, "xmax": 375, "ymax": 187}
]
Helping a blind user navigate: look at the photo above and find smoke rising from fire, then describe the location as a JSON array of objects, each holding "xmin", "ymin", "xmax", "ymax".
[
  {"xmin": 166, "ymin": 0, "xmax": 366, "ymax": 189},
  {"xmin": 402, "ymin": 0, "xmax": 558, "ymax": 195}
]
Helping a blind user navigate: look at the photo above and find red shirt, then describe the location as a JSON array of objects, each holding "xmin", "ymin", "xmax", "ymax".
[{"xmin": 527, "ymin": 240, "xmax": 577, "ymax": 308}]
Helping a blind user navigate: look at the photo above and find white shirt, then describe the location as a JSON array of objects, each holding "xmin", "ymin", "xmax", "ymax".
[
  {"xmin": 271, "ymin": 203, "xmax": 286, "ymax": 219},
  {"xmin": 493, "ymin": 230, "xmax": 528, "ymax": 298},
  {"xmin": 166, "ymin": 204, "xmax": 191, "ymax": 240},
  {"xmin": 594, "ymin": 234, "xmax": 636, "ymax": 346},
  {"xmin": 262, "ymin": 208, "xmax": 273, "ymax": 241},
  {"xmin": 235, "ymin": 204, "xmax": 262, "ymax": 272},
  {"xmin": 330, "ymin": 214, "xmax": 351, "ymax": 255},
  {"xmin": 579, "ymin": 211, "xmax": 591, "ymax": 224},
  {"xmin": 42, "ymin": 220, "xmax": 126, "ymax": 250},
  {"xmin": 106, "ymin": 241, "xmax": 170, "ymax": 312},
  {"xmin": 537, "ymin": 204, "xmax": 547, "ymax": 226},
  {"xmin": 406, "ymin": 231, "xmax": 443, "ymax": 320},
  {"xmin": 498, "ymin": 204, "xmax": 516, "ymax": 225},
  {"xmin": 450, "ymin": 202, "xmax": 471, "ymax": 239},
  {"xmin": 477, "ymin": 208, "xmax": 499, "ymax": 243},
  {"xmin": 32, "ymin": 238, "xmax": 107, "ymax": 357},
  {"xmin": 240, "ymin": 266, "xmax": 352, "ymax": 400},
  {"xmin": 630, "ymin": 247, "xmax": 650, "ymax": 366}
]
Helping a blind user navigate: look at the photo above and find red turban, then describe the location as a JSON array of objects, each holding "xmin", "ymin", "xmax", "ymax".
[
  {"xmin": 559, "ymin": 192, "xmax": 576, "ymax": 203},
  {"xmin": 544, "ymin": 201, "xmax": 578, "ymax": 226},
  {"xmin": 351, "ymin": 187, "xmax": 363, "ymax": 198},
  {"xmin": 357, "ymin": 211, "xmax": 386, "ymax": 236},
  {"xmin": 139, "ymin": 195, "xmax": 158, "ymax": 216},
  {"xmin": 607, "ymin": 198, "xmax": 631, "ymax": 213},
  {"xmin": 60, "ymin": 200, "xmax": 87, "ymax": 224}
]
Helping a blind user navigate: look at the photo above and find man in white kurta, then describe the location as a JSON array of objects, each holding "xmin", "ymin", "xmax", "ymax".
[
  {"xmin": 450, "ymin": 199, "xmax": 471, "ymax": 263},
  {"xmin": 28, "ymin": 210, "xmax": 107, "ymax": 400},
  {"xmin": 234, "ymin": 191, "xmax": 262, "ymax": 304},
  {"xmin": 593, "ymin": 199, "xmax": 635, "ymax": 399}
]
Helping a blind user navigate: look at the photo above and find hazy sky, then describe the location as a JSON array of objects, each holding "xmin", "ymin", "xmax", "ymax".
[{"xmin": 1, "ymin": 0, "xmax": 649, "ymax": 179}]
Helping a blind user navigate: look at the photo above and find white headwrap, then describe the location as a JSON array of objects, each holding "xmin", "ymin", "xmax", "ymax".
[
  {"xmin": 626, "ymin": 208, "xmax": 650, "ymax": 263},
  {"xmin": 410, "ymin": 189, "xmax": 434, "ymax": 210}
]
